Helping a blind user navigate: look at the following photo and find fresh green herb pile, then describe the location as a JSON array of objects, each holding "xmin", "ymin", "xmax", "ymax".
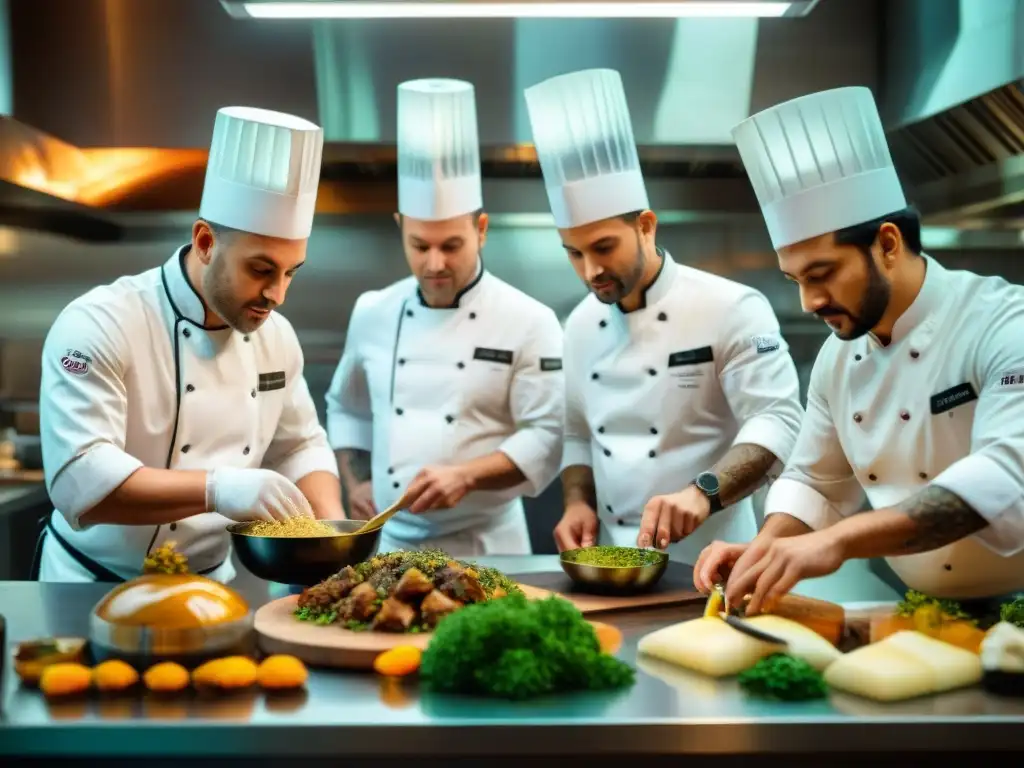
[
  {"xmin": 420, "ymin": 593, "xmax": 636, "ymax": 700},
  {"xmin": 1000, "ymin": 596, "xmax": 1024, "ymax": 628},
  {"xmin": 563, "ymin": 545, "xmax": 663, "ymax": 568},
  {"xmin": 737, "ymin": 654, "xmax": 827, "ymax": 702}
]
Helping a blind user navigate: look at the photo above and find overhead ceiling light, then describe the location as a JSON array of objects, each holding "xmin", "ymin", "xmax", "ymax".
[{"xmin": 222, "ymin": 1, "xmax": 809, "ymax": 20}]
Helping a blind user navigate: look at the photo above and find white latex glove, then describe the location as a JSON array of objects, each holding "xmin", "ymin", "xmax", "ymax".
[{"xmin": 208, "ymin": 468, "xmax": 314, "ymax": 522}]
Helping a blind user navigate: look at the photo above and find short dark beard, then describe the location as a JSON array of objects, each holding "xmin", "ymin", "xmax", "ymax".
[
  {"xmin": 203, "ymin": 251, "xmax": 268, "ymax": 333},
  {"xmin": 819, "ymin": 248, "xmax": 890, "ymax": 341},
  {"xmin": 592, "ymin": 233, "xmax": 645, "ymax": 305}
]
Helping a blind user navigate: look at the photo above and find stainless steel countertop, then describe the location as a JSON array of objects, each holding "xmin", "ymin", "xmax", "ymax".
[{"xmin": 2, "ymin": 555, "xmax": 1023, "ymax": 758}]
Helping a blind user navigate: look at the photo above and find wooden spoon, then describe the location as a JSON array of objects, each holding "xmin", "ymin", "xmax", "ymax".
[{"xmin": 350, "ymin": 491, "xmax": 411, "ymax": 535}]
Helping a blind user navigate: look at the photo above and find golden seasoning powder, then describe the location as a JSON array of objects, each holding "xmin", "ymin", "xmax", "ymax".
[{"xmin": 243, "ymin": 518, "xmax": 340, "ymax": 538}]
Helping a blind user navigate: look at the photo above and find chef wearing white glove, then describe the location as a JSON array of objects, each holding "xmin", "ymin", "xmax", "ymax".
[
  {"xmin": 325, "ymin": 79, "xmax": 564, "ymax": 557},
  {"xmin": 36, "ymin": 107, "xmax": 342, "ymax": 583},
  {"xmin": 523, "ymin": 69, "xmax": 804, "ymax": 564},
  {"xmin": 696, "ymin": 86, "xmax": 1024, "ymax": 611}
]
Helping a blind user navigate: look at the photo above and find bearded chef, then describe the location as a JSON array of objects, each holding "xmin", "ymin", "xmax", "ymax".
[
  {"xmin": 35, "ymin": 107, "xmax": 343, "ymax": 583},
  {"xmin": 324, "ymin": 78, "xmax": 564, "ymax": 556},
  {"xmin": 694, "ymin": 86, "xmax": 1024, "ymax": 613},
  {"xmin": 523, "ymin": 68, "xmax": 804, "ymax": 563}
]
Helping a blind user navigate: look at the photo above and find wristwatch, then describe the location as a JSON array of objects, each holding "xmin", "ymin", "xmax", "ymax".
[{"xmin": 692, "ymin": 471, "xmax": 723, "ymax": 514}]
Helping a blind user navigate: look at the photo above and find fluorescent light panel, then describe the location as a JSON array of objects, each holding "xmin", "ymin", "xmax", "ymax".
[{"xmin": 240, "ymin": 2, "xmax": 793, "ymax": 19}]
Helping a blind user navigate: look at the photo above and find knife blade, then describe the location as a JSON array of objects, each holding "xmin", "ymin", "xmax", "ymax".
[{"xmin": 720, "ymin": 613, "xmax": 789, "ymax": 646}]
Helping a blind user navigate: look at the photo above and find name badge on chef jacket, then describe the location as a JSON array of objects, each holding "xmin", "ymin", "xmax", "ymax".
[
  {"xmin": 930, "ymin": 382, "xmax": 977, "ymax": 414},
  {"xmin": 258, "ymin": 371, "xmax": 287, "ymax": 392},
  {"xmin": 473, "ymin": 348, "xmax": 514, "ymax": 366},
  {"xmin": 668, "ymin": 346, "xmax": 713, "ymax": 389}
]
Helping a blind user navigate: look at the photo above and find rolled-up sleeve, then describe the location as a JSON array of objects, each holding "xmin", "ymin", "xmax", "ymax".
[
  {"xmin": 40, "ymin": 302, "xmax": 145, "ymax": 530},
  {"xmin": 499, "ymin": 308, "xmax": 565, "ymax": 497},
  {"xmin": 262, "ymin": 320, "xmax": 338, "ymax": 483},
  {"xmin": 718, "ymin": 290, "xmax": 804, "ymax": 464},
  {"xmin": 763, "ymin": 351, "xmax": 865, "ymax": 531},
  {"xmin": 560, "ymin": 321, "xmax": 591, "ymax": 471},
  {"xmin": 324, "ymin": 296, "xmax": 374, "ymax": 452},
  {"xmin": 930, "ymin": 304, "xmax": 1024, "ymax": 556}
]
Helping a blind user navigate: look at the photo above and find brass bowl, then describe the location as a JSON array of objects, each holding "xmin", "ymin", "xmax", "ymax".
[
  {"xmin": 559, "ymin": 547, "xmax": 669, "ymax": 595},
  {"xmin": 227, "ymin": 518, "xmax": 381, "ymax": 586}
]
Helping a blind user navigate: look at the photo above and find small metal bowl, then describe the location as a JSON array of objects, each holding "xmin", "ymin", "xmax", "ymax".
[
  {"xmin": 227, "ymin": 519, "xmax": 382, "ymax": 586},
  {"xmin": 559, "ymin": 546, "xmax": 669, "ymax": 596}
]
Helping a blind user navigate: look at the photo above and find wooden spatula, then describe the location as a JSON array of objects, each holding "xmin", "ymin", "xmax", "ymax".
[{"xmin": 350, "ymin": 490, "xmax": 412, "ymax": 535}]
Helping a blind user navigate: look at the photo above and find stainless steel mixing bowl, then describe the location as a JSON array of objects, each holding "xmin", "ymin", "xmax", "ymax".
[
  {"xmin": 227, "ymin": 519, "xmax": 382, "ymax": 586},
  {"xmin": 559, "ymin": 546, "xmax": 669, "ymax": 595}
]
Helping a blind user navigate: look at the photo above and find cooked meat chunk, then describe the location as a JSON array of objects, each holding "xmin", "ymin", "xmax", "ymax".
[
  {"xmin": 421, "ymin": 589, "xmax": 461, "ymax": 628},
  {"xmin": 297, "ymin": 569, "xmax": 360, "ymax": 609},
  {"xmin": 394, "ymin": 567, "xmax": 434, "ymax": 602},
  {"xmin": 348, "ymin": 582, "xmax": 380, "ymax": 621},
  {"xmin": 437, "ymin": 568, "xmax": 486, "ymax": 604},
  {"xmin": 371, "ymin": 598, "xmax": 417, "ymax": 632}
]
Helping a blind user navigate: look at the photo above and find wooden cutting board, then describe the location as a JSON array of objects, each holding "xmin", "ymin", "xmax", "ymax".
[
  {"xmin": 511, "ymin": 561, "xmax": 704, "ymax": 615},
  {"xmin": 254, "ymin": 591, "xmax": 619, "ymax": 670}
]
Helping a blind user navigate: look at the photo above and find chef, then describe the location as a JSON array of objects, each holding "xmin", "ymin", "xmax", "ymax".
[
  {"xmin": 35, "ymin": 106, "xmax": 343, "ymax": 583},
  {"xmin": 696, "ymin": 86, "xmax": 1024, "ymax": 612},
  {"xmin": 523, "ymin": 68, "xmax": 804, "ymax": 563},
  {"xmin": 324, "ymin": 78, "xmax": 564, "ymax": 556}
]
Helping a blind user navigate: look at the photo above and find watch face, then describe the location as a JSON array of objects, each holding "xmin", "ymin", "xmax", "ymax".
[{"xmin": 697, "ymin": 472, "xmax": 720, "ymax": 495}]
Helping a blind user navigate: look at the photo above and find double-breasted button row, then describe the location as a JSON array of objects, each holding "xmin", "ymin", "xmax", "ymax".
[
  {"xmin": 591, "ymin": 368, "xmax": 659, "ymax": 380},
  {"xmin": 596, "ymin": 425, "xmax": 659, "ymax": 435},
  {"xmin": 855, "ymin": 348, "xmax": 920, "ymax": 362},
  {"xmin": 863, "ymin": 470, "xmax": 930, "ymax": 482},
  {"xmin": 853, "ymin": 411, "xmax": 913, "ymax": 424}
]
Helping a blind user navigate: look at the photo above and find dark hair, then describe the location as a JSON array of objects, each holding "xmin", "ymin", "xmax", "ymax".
[
  {"xmin": 834, "ymin": 206, "xmax": 922, "ymax": 258},
  {"xmin": 620, "ymin": 210, "xmax": 644, "ymax": 224},
  {"xmin": 201, "ymin": 219, "xmax": 241, "ymax": 241}
]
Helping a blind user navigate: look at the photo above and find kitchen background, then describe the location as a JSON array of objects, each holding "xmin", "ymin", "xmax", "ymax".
[{"xmin": 0, "ymin": 0, "xmax": 1021, "ymax": 577}]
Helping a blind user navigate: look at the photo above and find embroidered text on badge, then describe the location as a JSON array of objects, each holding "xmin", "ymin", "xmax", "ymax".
[
  {"xmin": 474, "ymin": 347, "xmax": 514, "ymax": 365},
  {"xmin": 751, "ymin": 334, "xmax": 781, "ymax": 354},
  {"xmin": 258, "ymin": 371, "xmax": 287, "ymax": 392},
  {"xmin": 668, "ymin": 346, "xmax": 714, "ymax": 368},
  {"xmin": 60, "ymin": 349, "xmax": 91, "ymax": 376},
  {"xmin": 998, "ymin": 371, "xmax": 1024, "ymax": 388},
  {"xmin": 930, "ymin": 382, "xmax": 978, "ymax": 414},
  {"xmin": 540, "ymin": 357, "xmax": 562, "ymax": 371}
]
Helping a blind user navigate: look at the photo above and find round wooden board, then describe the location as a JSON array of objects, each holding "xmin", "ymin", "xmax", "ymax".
[
  {"xmin": 255, "ymin": 594, "xmax": 432, "ymax": 670},
  {"xmin": 255, "ymin": 588, "xmax": 621, "ymax": 670}
]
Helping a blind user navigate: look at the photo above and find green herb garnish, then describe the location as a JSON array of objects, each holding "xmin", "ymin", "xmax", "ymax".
[
  {"xmin": 562, "ymin": 545, "xmax": 662, "ymax": 568},
  {"xmin": 895, "ymin": 589, "xmax": 973, "ymax": 622},
  {"xmin": 999, "ymin": 595, "xmax": 1024, "ymax": 628},
  {"xmin": 420, "ymin": 593, "xmax": 635, "ymax": 700},
  {"xmin": 738, "ymin": 654, "xmax": 827, "ymax": 701}
]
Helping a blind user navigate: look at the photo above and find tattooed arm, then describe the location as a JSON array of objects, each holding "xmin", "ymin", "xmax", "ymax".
[
  {"xmin": 825, "ymin": 486, "xmax": 988, "ymax": 559},
  {"xmin": 711, "ymin": 443, "xmax": 780, "ymax": 508},
  {"xmin": 335, "ymin": 448, "xmax": 375, "ymax": 519}
]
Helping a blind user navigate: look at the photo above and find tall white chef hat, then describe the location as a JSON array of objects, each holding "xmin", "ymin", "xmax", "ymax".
[
  {"xmin": 525, "ymin": 68, "xmax": 649, "ymax": 229},
  {"xmin": 397, "ymin": 78, "xmax": 483, "ymax": 221},
  {"xmin": 199, "ymin": 106, "xmax": 324, "ymax": 241},
  {"xmin": 731, "ymin": 86, "xmax": 907, "ymax": 250}
]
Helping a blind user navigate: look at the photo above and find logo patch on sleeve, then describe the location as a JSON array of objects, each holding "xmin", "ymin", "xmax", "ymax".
[
  {"xmin": 998, "ymin": 371, "xmax": 1024, "ymax": 388},
  {"xmin": 540, "ymin": 357, "xmax": 562, "ymax": 372},
  {"xmin": 60, "ymin": 349, "xmax": 91, "ymax": 376},
  {"xmin": 751, "ymin": 334, "xmax": 781, "ymax": 354}
]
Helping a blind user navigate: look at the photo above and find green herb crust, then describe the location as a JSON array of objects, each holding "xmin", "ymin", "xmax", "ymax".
[
  {"xmin": 420, "ymin": 593, "xmax": 636, "ymax": 700},
  {"xmin": 562, "ymin": 545, "xmax": 663, "ymax": 568},
  {"xmin": 1000, "ymin": 596, "xmax": 1024, "ymax": 629},
  {"xmin": 737, "ymin": 654, "xmax": 827, "ymax": 701},
  {"xmin": 293, "ymin": 549, "xmax": 523, "ymax": 632},
  {"xmin": 895, "ymin": 590, "xmax": 974, "ymax": 622}
]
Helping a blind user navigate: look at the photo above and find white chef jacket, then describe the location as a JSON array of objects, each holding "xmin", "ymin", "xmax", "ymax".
[
  {"xmin": 324, "ymin": 263, "xmax": 564, "ymax": 555},
  {"xmin": 563, "ymin": 251, "xmax": 804, "ymax": 563},
  {"xmin": 765, "ymin": 254, "xmax": 1024, "ymax": 599},
  {"xmin": 37, "ymin": 245, "xmax": 338, "ymax": 582}
]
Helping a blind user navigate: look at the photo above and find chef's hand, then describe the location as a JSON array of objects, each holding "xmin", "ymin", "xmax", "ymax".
[
  {"xmin": 725, "ymin": 530, "xmax": 845, "ymax": 615},
  {"xmin": 345, "ymin": 480, "xmax": 377, "ymax": 521},
  {"xmin": 638, "ymin": 485, "xmax": 710, "ymax": 550},
  {"xmin": 553, "ymin": 502, "xmax": 599, "ymax": 552},
  {"xmin": 403, "ymin": 465, "xmax": 472, "ymax": 514},
  {"xmin": 692, "ymin": 540, "xmax": 750, "ymax": 594},
  {"xmin": 209, "ymin": 468, "xmax": 314, "ymax": 522}
]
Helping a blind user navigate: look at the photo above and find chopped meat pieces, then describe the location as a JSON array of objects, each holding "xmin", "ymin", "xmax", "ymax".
[
  {"xmin": 421, "ymin": 590, "xmax": 461, "ymax": 628},
  {"xmin": 437, "ymin": 567, "xmax": 486, "ymax": 604},
  {"xmin": 394, "ymin": 567, "xmax": 434, "ymax": 602},
  {"xmin": 347, "ymin": 582, "xmax": 380, "ymax": 622},
  {"xmin": 297, "ymin": 568, "xmax": 361, "ymax": 609},
  {"xmin": 371, "ymin": 598, "xmax": 417, "ymax": 632}
]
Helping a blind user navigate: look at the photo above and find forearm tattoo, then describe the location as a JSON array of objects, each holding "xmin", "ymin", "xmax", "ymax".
[
  {"xmin": 896, "ymin": 485, "xmax": 987, "ymax": 554},
  {"xmin": 711, "ymin": 443, "xmax": 779, "ymax": 508},
  {"xmin": 339, "ymin": 449, "xmax": 372, "ymax": 484},
  {"xmin": 561, "ymin": 465, "xmax": 597, "ymax": 509}
]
